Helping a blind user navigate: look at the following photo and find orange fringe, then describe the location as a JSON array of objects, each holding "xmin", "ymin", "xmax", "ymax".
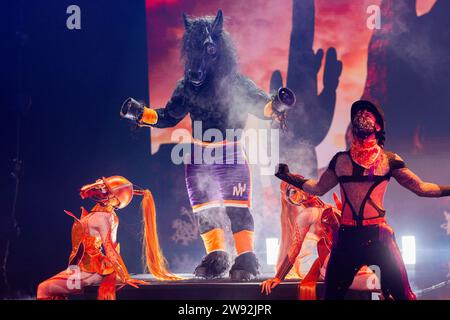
[
  {"xmin": 298, "ymin": 258, "xmax": 321, "ymax": 300},
  {"xmin": 332, "ymin": 192, "xmax": 342, "ymax": 211},
  {"xmin": 141, "ymin": 190, "xmax": 184, "ymax": 280}
]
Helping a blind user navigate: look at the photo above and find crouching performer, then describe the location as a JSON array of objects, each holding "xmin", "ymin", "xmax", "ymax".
[
  {"xmin": 261, "ymin": 180, "xmax": 375, "ymax": 299},
  {"xmin": 37, "ymin": 176, "xmax": 182, "ymax": 300},
  {"xmin": 274, "ymin": 100, "xmax": 450, "ymax": 300}
]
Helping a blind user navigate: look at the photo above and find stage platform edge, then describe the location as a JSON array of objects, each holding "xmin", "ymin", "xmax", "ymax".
[{"xmin": 70, "ymin": 274, "xmax": 377, "ymax": 300}]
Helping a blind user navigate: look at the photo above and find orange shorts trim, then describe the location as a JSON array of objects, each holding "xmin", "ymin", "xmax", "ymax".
[
  {"xmin": 192, "ymin": 138, "xmax": 241, "ymax": 147},
  {"xmin": 192, "ymin": 200, "xmax": 250, "ymax": 212},
  {"xmin": 192, "ymin": 200, "xmax": 222, "ymax": 212},
  {"xmin": 223, "ymin": 199, "xmax": 250, "ymax": 207}
]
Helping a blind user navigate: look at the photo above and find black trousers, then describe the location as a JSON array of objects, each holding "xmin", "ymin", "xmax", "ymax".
[{"xmin": 324, "ymin": 224, "xmax": 416, "ymax": 300}]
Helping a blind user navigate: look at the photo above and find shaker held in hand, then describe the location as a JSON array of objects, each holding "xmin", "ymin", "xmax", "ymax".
[
  {"xmin": 272, "ymin": 87, "xmax": 296, "ymax": 114},
  {"xmin": 269, "ymin": 87, "xmax": 296, "ymax": 131},
  {"xmin": 120, "ymin": 97, "xmax": 158, "ymax": 127}
]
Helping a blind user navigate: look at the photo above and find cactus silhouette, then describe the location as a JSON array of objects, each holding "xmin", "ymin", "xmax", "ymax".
[{"xmin": 271, "ymin": 0, "xmax": 342, "ymax": 178}]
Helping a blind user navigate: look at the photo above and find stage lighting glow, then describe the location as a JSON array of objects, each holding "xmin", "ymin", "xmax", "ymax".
[
  {"xmin": 401, "ymin": 236, "xmax": 416, "ymax": 265},
  {"xmin": 266, "ymin": 238, "xmax": 279, "ymax": 265}
]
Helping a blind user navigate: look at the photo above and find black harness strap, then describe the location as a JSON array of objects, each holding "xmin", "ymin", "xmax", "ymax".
[
  {"xmin": 340, "ymin": 183, "xmax": 359, "ymax": 222},
  {"xmin": 336, "ymin": 151, "xmax": 392, "ymax": 225},
  {"xmin": 338, "ymin": 175, "xmax": 389, "ymax": 183},
  {"xmin": 366, "ymin": 197, "xmax": 387, "ymax": 217}
]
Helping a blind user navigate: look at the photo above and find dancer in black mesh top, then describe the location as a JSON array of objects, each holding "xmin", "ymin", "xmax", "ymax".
[{"xmin": 275, "ymin": 100, "xmax": 450, "ymax": 300}]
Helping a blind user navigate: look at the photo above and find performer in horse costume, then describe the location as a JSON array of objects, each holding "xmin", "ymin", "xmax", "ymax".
[
  {"xmin": 37, "ymin": 176, "xmax": 181, "ymax": 300},
  {"xmin": 120, "ymin": 10, "xmax": 295, "ymax": 280}
]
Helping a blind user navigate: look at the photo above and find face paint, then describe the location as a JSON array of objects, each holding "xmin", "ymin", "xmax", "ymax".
[{"xmin": 352, "ymin": 110, "xmax": 377, "ymax": 139}]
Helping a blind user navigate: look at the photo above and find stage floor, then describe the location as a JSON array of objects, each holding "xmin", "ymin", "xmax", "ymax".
[
  {"xmin": 72, "ymin": 274, "xmax": 376, "ymax": 300},
  {"xmin": 69, "ymin": 248, "xmax": 450, "ymax": 300}
]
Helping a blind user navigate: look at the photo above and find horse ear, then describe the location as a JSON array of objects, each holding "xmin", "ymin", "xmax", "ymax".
[
  {"xmin": 211, "ymin": 9, "xmax": 223, "ymax": 35},
  {"xmin": 182, "ymin": 13, "xmax": 190, "ymax": 29}
]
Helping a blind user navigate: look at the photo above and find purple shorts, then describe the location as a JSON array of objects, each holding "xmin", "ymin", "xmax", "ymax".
[{"xmin": 185, "ymin": 141, "xmax": 251, "ymax": 213}]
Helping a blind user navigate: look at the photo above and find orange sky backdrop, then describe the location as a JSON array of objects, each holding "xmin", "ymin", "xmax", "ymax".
[{"xmin": 146, "ymin": 0, "xmax": 436, "ymax": 166}]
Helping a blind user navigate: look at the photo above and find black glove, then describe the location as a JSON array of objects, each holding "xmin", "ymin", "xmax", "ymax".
[
  {"xmin": 275, "ymin": 163, "xmax": 308, "ymax": 190},
  {"xmin": 275, "ymin": 163, "xmax": 290, "ymax": 178}
]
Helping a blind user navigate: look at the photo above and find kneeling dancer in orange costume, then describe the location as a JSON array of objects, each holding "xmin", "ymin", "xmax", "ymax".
[{"xmin": 37, "ymin": 176, "xmax": 182, "ymax": 300}]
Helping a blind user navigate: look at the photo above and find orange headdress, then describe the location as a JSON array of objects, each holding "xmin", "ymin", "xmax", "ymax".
[{"xmin": 80, "ymin": 176, "xmax": 134, "ymax": 209}]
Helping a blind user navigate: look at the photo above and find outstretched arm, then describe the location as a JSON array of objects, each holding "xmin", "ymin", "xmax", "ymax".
[
  {"xmin": 392, "ymin": 155, "xmax": 450, "ymax": 197},
  {"xmin": 275, "ymin": 163, "xmax": 338, "ymax": 196},
  {"xmin": 275, "ymin": 212, "xmax": 314, "ymax": 280},
  {"xmin": 236, "ymin": 75, "xmax": 272, "ymax": 120},
  {"xmin": 261, "ymin": 212, "xmax": 314, "ymax": 295},
  {"xmin": 144, "ymin": 81, "xmax": 190, "ymax": 128}
]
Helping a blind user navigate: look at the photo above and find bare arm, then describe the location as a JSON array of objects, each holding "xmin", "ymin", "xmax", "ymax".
[
  {"xmin": 391, "ymin": 153, "xmax": 450, "ymax": 197},
  {"xmin": 260, "ymin": 209, "xmax": 317, "ymax": 295},
  {"xmin": 287, "ymin": 210, "xmax": 316, "ymax": 262},
  {"xmin": 393, "ymin": 167, "xmax": 449, "ymax": 198},
  {"xmin": 275, "ymin": 163, "xmax": 338, "ymax": 196},
  {"xmin": 303, "ymin": 169, "xmax": 339, "ymax": 196},
  {"xmin": 275, "ymin": 209, "xmax": 315, "ymax": 281}
]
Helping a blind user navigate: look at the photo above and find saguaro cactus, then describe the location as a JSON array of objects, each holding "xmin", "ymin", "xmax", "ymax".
[{"xmin": 271, "ymin": 0, "xmax": 342, "ymax": 178}]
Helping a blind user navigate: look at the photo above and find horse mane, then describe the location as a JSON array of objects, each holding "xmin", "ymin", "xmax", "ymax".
[{"xmin": 181, "ymin": 15, "xmax": 238, "ymax": 80}]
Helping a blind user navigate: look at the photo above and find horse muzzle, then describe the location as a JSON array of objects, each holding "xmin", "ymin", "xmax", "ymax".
[{"xmin": 187, "ymin": 69, "xmax": 206, "ymax": 87}]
